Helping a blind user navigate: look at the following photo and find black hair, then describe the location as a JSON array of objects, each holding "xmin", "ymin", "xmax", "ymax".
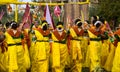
[
  {"xmin": 96, "ymin": 23, "xmax": 101, "ymax": 28},
  {"xmin": 42, "ymin": 20, "xmax": 47, "ymax": 24},
  {"xmin": 0, "ymin": 21, "xmax": 2, "ymax": 24},
  {"xmin": 92, "ymin": 16, "xmax": 98, "ymax": 25},
  {"xmin": 56, "ymin": 21, "xmax": 63, "ymax": 26},
  {"xmin": 99, "ymin": 16, "xmax": 105, "ymax": 24},
  {"xmin": 75, "ymin": 19, "xmax": 81, "ymax": 24},
  {"xmin": 11, "ymin": 22, "xmax": 18, "ymax": 30},
  {"xmin": 5, "ymin": 22, "xmax": 11, "ymax": 28},
  {"xmin": 93, "ymin": 20, "xmax": 97, "ymax": 25},
  {"xmin": 92, "ymin": 16, "xmax": 97, "ymax": 20}
]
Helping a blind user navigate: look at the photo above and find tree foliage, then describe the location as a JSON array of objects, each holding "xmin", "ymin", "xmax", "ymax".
[{"xmin": 97, "ymin": 0, "xmax": 120, "ymax": 26}]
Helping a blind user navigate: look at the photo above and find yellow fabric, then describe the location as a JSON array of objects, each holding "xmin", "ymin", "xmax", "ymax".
[
  {"xmin": 112, "ymin": 42, "xmax": 120, "ymax": 72},
  {"xmin": 23, "ymin": 43, "xmax": 30, "ymax": 69},
  {"xmin": 30, "ymin": 30, "xmax": 49, "ymax": 72},
  {"xmin": 29, "ymin": 34, "xmax": 36, "ymax": 62},
  {"xmin": 71, "ymin": 61, "xmax": 82, "ymax": 72},
  {"xmin": 70, "ymin": 38, "xmax": 82, "ymax": 61},
  {"xmin": 31, "ymin": 60, "xmax": 48, "ymax": 72},
  {"xmin": 69, "ymin": 27, "xmax": 77, "ymax": 38},
  {"xmin": 87, "ymin": 30, "xmax": 102, "ymax": 71},
  {"xmin": 34, "ymin": 30, "xmax": 46, "ymax": 60},
  {"xmin": 84, "ymin": 45, "xmax": 91, "ymax": 67},
  {"xmin": 76, "ymin": 21, "xmax": 82, "ymax": 25},
  {"xmin": 69, "ymin": 28, "xmax": 82, "ymax": 72},
  {"xmin": 51, "ymin": 32, "xmax": 68, "ymax": 72},
  {"xmin": 57, "ymin": 25, "xmax": 63, "ymax": 28},
  {"xmin": 42, "ymin": 23, "xmax": 47, "ymax": 26},
  {"xmin": 0, "ymin": 46, "xmax": 8, "ymax": 72},
  {"xmin": 15, "ymin": 38, "xmax": 26, "ymax": 72},
  {"xmin": 23, "ymin": 29, "xmax": 31, "ymax": 69},
  {"xmin": 52, "ymin": 33, "xmax": 60, "ymax": 67},
  {"xmin": 104, "ymin": 42, "xmax": 115, "ymax": 71},
  {"xmin": 81, "ymin": 37, "xmax": 90, "ymax": 67},
  {"xmin": 100, "ymin": 39, "xmax": 110, "ymax": 67},
  {"xmin": 5, "ymin": 32, "xmax": 18, "ymax": 72},
  {"xmin": 87, "ymin": 30, "xmax": 97, "ymax": 38},
  {"xmin": 5, "ymin": 31, "xmax": 27, "ymax": 72}
]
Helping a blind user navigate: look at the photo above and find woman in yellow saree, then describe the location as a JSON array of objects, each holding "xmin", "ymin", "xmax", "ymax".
[
  {"xmin": 30, "ymin": 20, "xmax": 50, "ymax": 72},
  {"xmin": 88, "ymin": 21, "xmax": 103, "ymax": 72},
  {"xmin": 51, "ymin": 21, "xmax": 69, "ymax": 72},
  {"xmin": 5, "ymin": 21, "xmax": 28, "ymax": 72},
  {"xmin": 69, "ymin": 19, "xmax": 84, "ymax": 72}
]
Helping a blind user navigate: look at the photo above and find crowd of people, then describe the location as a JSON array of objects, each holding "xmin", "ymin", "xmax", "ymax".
[{"xmin": 0, "ymin": 16, "xmax": 120, "ymax": 72}]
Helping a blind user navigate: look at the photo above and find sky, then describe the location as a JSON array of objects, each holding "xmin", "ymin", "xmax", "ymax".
[
  {"xmin": 19, "ymin": 0, "xmax": 32, "ymax": 8},
  {"xmin": 11, "ymin": 0, "xmax": 32, "ymax": 9},
  {"xmin": 20, "ymin": 0, "xmax": 31, "ymax": 2}
]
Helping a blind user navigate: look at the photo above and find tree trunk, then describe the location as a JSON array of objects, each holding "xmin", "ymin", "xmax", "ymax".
[
  {"xmin": 81, "ymin": 4, "xmax": 89, "ymax": 21},
  {"xmin": 72, "ymin": 0, "xmax": 80, "ymax": 19},
  {"xmin": 64, "ymin": 3, "xmax": 72, "ymax": 29}
]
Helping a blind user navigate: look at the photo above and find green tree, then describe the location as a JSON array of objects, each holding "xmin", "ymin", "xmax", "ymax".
[{"xmin": 97, "ymin": 0, "xmax": 120, "ymax": 28}]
